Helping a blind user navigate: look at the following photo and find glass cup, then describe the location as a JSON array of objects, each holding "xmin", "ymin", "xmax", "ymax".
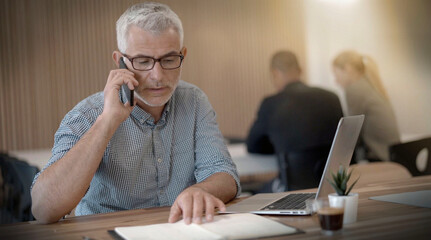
[{"xmin": 306, "ymin": 198, "xmax": 345, "ymax": 235}]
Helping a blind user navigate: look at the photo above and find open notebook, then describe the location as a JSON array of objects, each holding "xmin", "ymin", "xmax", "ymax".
[{"xmin": 114, "ymin": 213, "xmax": 300, "ymax": 240}]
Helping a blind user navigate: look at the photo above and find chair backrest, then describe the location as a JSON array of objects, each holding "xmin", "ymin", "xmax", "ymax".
[
  {"xmin": 0, "ymin": 153, "xmax": 40, "ymax": 223},
  {"xmin": 389, "ymin": 137, "xmax": 431, "ymax": 176},
  {"xmin": 277, "ymin": 145, "xmax": 330, "ymax": 191},
  {"xmin": 348, "ymin": 162, "xmax": 411, "ymax": 188}
]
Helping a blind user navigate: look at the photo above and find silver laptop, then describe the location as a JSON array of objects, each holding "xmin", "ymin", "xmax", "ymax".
[{"xmin": 223, "ymin": 115, "xmax": 364, "ymax": 215}]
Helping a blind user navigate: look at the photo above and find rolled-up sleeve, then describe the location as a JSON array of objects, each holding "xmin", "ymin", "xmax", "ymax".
[
  {"xmin": 193, "ymin": 90, "xmax": 241, "ymax": 197},
  {"xmin": 31, "ymin": 99, "xmax": 100, "ymax": 188}
]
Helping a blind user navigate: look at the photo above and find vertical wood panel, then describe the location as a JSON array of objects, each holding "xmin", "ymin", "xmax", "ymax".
[{"xmin": 0, "ymin": 0, "xmax": 306, "ymax": 151}]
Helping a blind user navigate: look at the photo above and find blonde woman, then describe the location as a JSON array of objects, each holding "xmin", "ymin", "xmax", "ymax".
[{"xmin": 332, "ymin": 50, "xmax": 400, "ymax": 162}]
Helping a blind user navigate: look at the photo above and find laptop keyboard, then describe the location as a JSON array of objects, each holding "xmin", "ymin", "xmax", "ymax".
[{"xmin": 261, "ymin": 193, "xmax": 316, "ymax": 210}]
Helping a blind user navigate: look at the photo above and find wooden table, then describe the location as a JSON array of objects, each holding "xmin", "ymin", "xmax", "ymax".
[{"xmin": 1, "ymin": 176, "xmax": 431, "ymax": 240}]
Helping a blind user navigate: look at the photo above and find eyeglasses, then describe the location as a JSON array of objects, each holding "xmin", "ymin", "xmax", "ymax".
[{"xmin": 122, "ymin": 53, "xmax": 184, "ymax": 71}]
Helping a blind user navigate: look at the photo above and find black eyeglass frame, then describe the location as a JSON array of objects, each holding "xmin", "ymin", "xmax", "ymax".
[{"xmin": 122, "ymin": 52, "xmax": 184, "ymax": 71}]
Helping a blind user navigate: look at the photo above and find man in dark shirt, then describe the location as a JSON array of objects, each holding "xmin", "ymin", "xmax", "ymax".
[{"xmin": 247, "ymin": 50, "xmax": 343, "ymax": 192}]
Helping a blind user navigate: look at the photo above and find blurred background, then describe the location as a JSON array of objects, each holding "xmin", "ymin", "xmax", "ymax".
[{"xmin": 1, "ymin": 0, "xmax": 430, "ymax": 152}]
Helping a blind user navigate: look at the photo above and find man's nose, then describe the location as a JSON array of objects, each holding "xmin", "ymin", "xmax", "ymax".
[{"xmin": 149, "ymin": 61, "xmax": 163, "ymax": 81}]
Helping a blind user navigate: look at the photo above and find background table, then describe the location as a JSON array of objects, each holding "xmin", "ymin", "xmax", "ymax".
[{"xmin": 228, "ymin": 143, "xmax": 278, "ymax": 191}]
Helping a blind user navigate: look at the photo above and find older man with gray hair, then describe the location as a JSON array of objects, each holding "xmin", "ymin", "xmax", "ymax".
[{"xmin": 31, "ymin": 2, "xmax": 240, "ymax": 224}]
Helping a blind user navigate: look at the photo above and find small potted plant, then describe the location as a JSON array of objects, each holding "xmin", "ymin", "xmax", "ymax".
[{"xmin": 327, "ymin": 165, "xmax": 360, "ymax": 224}]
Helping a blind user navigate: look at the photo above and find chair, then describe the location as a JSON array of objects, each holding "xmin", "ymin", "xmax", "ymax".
[
  {"xmin": 348, "ymin": 162, "xmax": 411, "ymax": 188},
  {"xmin": 276, "ymin": 145, "xmax": 330, "ymax": 191},
  {"xmin": 389, "ymin": 137, "xmax": 431, "ymax": 176},
  {"xmin": 0, "ymin": 153, "xmax": 39, "ymax": 223}
]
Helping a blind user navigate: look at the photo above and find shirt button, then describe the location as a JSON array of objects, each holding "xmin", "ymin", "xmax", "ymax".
[{"xmin": 157, "ymin": 158, "xmax": 162, "ymax": 163}]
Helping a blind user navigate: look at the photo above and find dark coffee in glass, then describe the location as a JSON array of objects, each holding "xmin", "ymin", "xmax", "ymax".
[{"xmin": 317, "ymin": 207, "xmax": 344, "ymax": 231}]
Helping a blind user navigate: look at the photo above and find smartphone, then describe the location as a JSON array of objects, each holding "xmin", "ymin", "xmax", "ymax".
[{"xmin": 119, "ymin": 57, "xmax": 134, "ymax": 106}]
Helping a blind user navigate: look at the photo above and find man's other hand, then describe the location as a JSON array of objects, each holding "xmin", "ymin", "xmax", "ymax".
[{"xmin": 168, "ymin": 186, "xmax": 226, "ymax": 225}]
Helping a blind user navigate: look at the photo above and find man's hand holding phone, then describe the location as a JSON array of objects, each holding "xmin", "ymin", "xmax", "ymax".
[{"xmin": 101, "ymin": 57, "xmax": 138, "ymax": 126}]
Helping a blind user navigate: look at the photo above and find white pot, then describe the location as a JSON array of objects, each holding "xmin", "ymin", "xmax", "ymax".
[{"xmin": 328, "ymin": 193, "xmax": 359, "ymax": 224}]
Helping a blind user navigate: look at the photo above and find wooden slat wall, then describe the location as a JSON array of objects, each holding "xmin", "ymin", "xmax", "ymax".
[{"xmin": 0, "ymin": 0, "xmax": 305, "ymax": 151}]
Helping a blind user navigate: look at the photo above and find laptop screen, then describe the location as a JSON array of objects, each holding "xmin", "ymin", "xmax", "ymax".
[{"xmin": 316, "ymin": 115, "xmax": 365, "ymax": 198}]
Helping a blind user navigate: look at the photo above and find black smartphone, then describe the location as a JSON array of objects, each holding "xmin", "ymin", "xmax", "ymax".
[{"xmin": 119, "ymin": 57, "xmax": 134, "ymax": 106}]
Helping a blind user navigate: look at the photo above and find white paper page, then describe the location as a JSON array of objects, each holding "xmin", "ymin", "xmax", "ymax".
[
  {"xmin": 200, "ymin": 213, "xmax": 297, "ymax": 239},
  {"xmin": 115, "ymin": 213, "xmax": 297, "ymax": 240},
  {"xmin": 115, "ymin": 221, "xmax": 223, "ymax": 240}
]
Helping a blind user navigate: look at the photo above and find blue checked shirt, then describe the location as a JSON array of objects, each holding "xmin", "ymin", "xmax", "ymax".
[{"xmin": 32, "ymin": 80, "xmax": 241, "ymax": 216}]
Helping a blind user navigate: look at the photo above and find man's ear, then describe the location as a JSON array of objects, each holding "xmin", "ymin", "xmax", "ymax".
[
  {"xmin": 181, "ymin": 47, "xmax": 187, "ymax": 58},
  {"xmin": 272, "ymin": 68, "xmax": 283, "ymax": 81},
  {"xmin": 271, "ymin": 68, "xmax": 284, "ymax": 91},
  {"xmin": 271, "ymin": 68, "xmax": 277, "ymax": 80},
  {"xmin": 112, "ymin": 51, "xmax": 122, "ymax": 68}
]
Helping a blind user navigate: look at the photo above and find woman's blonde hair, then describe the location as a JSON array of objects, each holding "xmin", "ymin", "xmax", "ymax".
[{"xmin": 333, "ymin": 50, "xmax": 389, "ymax": 100}]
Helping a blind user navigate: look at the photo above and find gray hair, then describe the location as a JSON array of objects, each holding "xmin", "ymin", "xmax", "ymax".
[{"xmin": 116, "ymin": 2, "xmax": 184, "ymax": 53}]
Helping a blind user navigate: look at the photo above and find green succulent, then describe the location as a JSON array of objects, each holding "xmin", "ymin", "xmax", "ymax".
[{"xmin": 328, "ymin": 165, "xmax": 360, "ymax": 196}]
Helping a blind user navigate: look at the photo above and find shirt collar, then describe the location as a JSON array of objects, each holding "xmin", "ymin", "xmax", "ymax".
[{"xmin": 283, "ymin": 80, "xmax": 303, "ymax": 91}]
